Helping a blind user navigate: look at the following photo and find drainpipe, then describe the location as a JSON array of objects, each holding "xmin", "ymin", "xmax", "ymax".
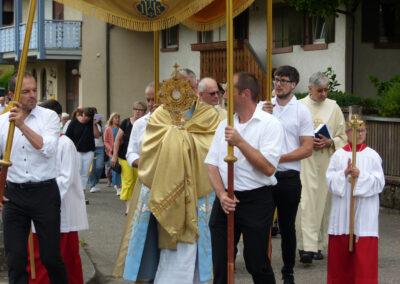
[
  {"xmin": 106, "ymin": 23, "xmax": 111, "ymax": 118},
  {"xmin": 37, "ymin": 0, "xmax": 45, "ymax": 59},
  {"xmin": 15, "ymin": 0, "xmax": 22, "ymax": 61},
  {"xmin": 336, "ymin": 9, "xmax": 355, "ymax": 93}
]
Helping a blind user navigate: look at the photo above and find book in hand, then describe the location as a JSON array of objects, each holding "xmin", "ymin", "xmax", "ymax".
[{"xmin": 315, "ymin": 123, "xmax": 332, "ymax": 139}]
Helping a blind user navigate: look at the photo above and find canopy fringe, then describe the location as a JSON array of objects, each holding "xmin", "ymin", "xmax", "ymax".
[{"xmin": 54, "ymin": 0, "xmax": 213, "ymax": 31}]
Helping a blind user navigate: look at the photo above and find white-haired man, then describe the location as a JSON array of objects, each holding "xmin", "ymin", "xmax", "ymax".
[{"xmin": 296, "ymin": 72, "xmax": 346, "ymax": 264}]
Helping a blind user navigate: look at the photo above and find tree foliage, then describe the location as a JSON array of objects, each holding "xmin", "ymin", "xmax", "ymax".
[{"xmin": 283, "ymin": 0, "xmax": 353, "ymax": 17}]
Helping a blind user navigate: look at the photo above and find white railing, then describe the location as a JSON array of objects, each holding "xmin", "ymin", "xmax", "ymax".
[{"xmin": 0, "ymin": 20, "xmax": 81, "ymax": 54}]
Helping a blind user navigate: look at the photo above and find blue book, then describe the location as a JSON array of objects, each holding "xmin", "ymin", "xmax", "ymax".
[{"xmin": 315, "ymin": 123, "xmax": 332, "ymax": 139}]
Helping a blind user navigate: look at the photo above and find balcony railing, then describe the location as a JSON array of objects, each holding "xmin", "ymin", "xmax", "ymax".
[{"xmin": 0, "ymin": 20, "xmax": 81, "ymax": 54}]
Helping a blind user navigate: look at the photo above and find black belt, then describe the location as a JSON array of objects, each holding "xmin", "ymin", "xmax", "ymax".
[
  {"xmin": 7, "ymin": 179, "xmax": 56, "ymax": 189},
  {"xmin": 275, "ymin": 170, "xmax": 299, "ymax": 180}
]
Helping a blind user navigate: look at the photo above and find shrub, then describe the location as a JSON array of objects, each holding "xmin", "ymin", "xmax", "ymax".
[
  {"xmin": 0, "ymin": 71, "xmax": 13, "ymax": 93},
  {"xmin": 369, "ymin": 75, "xmax": 400, "ymax": 118}
]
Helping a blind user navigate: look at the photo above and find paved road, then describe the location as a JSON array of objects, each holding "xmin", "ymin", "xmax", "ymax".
[{"xmin": 80, "ymin": 179, "xmax": 400, "ymax": 284}]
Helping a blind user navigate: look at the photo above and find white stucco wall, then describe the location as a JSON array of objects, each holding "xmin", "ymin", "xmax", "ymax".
[
  {"xmin": 249, "ymin": 1, "xmax": 347, "ymax": 93},
  {"xmin": 159, "ymin": 25, "xmax": 201, "ymax": 81},
  {"xmin": 352, "ymin": 7, "xmax": 400, "ymax": 98},
  {"xmin": 159, "ymin": 0, "xmax": 347, "ymax": 94},
  {"xmin": 109, "ymin": 27, "xmax": 154, "ymax": 120}
]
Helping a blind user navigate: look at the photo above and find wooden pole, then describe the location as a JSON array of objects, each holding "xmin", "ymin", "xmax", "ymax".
[
  {"xmin": 0, "ymin": 0, "xmax": 38, "ymax": 279},
  {"xmin": 266, "ymin": 0, "xmax": 274, "ymax": 261},
  {"xmin": 266, "ymin": 0, "xmax": 273, "ymax": 102},
  {"xmin": 153, "ymin": 31, "xmax": 159, "ymax": 104},
  {"xmin": 349, "ymin": 126, "xmax": 358, "ymax": 252},
  {"xmin": 224, "ymin": 0, "xmax": 237, "ymax": 283}
]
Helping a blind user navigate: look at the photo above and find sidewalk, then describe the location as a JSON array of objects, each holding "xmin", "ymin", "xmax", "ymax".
[
  {"xmin": 80, "ymin": 180, "xmax": 400, "ymax": 284},
  {"xmin": 1, "ymin": 178, "xmax": 399, "ymax": 283}
]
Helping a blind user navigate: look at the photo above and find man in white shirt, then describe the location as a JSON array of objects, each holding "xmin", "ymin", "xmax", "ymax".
[
  {"xmin": 261, "ymin": 66, "xmax": 314, "ymax": 284},
  {"xmin": 205, "ymin": 72, "xmax": 284, "ymax": 284},
  {"xmin": 0, "ymin": 72, "xmax": 68, "ymax": 283}
]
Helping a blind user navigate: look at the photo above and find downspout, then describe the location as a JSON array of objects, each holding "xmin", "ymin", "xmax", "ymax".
[
  {"xmin": 336, "ymin": 9, "xmax": 355, "ymax": 93},
  {"xmin": 337, "ymin": 1, "xmax": 360, "ymax": 94},
  {"xmin": 106, "ymin": 23, "xmax": 111, "ymax": 118}
]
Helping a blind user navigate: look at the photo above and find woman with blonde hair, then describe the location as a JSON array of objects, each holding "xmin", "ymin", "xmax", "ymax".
[
  {"xmin": 111, "ymin": 102, "xmax": 146, "ymax": 214},
  {"xmin": 104, "ymin": 112, "xmax": 121, "ymax": 194}
]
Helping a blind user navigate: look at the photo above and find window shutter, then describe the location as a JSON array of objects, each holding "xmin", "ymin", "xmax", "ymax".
[
  {"xmin": 325, "ymin": 15, "xmax": 335, "ymax": 44},
  {"xmin": 361, "ymin": 0, "xmax": 379, "ymax": 42},
  {"xmin": 288, "ymin": 8, "xmax": 305, "ymax": 46}
]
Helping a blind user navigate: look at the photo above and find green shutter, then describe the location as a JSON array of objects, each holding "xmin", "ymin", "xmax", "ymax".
[
  {"xmin": 361, "ymin": 0, "xmax": 379, "ymax": 43},
  {"xmin": 288, "ymin": 7, "xmax": 305, "ymax": 46},
  {"xmin": 325, "ymin": 15, "xmax": 335, "ymax": 44}
]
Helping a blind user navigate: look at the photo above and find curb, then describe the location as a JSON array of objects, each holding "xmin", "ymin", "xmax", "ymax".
[{"xmin": 81, "ymin": 245, "xmax": 97, "ymax": 284}]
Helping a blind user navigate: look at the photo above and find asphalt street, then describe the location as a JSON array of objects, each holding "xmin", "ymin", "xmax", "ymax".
[{"xmin": 78, "ymin": 179, "xmax": 400, "ymax": 284}]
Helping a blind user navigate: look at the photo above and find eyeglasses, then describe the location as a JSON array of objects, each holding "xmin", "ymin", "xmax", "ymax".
[
  {"xmin": 273, "ymin": 78, "xmax": 292, "ymax": 85},
  {"xmin": 202, "ymin": 91, "xmax": 220, "ymax": 96},
  {"xmin": 133, "ymin": 108, "xmax": 145, "ymax": 112}
]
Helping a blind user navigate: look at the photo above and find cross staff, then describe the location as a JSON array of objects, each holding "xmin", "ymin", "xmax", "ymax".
[
  {"xmin": 348, "ymin": 111, "xmax": 363, "ymax": 252},
  {"xmin": 0, "ymin": 0, "xmax": 38, "ymax": 279}
]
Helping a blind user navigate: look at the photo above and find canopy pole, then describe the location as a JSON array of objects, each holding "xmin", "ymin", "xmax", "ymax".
[
  {"xmin": 224, "ymin": 0, "xmax": 237, "ymax": 283},
  {"xmin": 153, "ymin": 31, "xmax": 159, "ymax": 104},
  {"xmin": 266, "ymin": 0, "xmax": 273, "ymax": 102}
]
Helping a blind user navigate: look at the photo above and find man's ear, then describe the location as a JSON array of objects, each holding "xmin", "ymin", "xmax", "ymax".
[
  {"xmin": 307, "ymin": 85, "xmax": 312, "ymax": 93},
  {"xmin": 8, "ymin": 91, "xmax": 14, "ymax": 100}
]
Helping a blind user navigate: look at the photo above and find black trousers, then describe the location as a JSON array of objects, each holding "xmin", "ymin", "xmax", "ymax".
[
  {"xmin": 273, "ymin": 170, "xmax": 302, "ymax": 277},
  {"xmin": 210, "ymin": 186, "xmax": 276, "ymax": 284},
  {"xmin": 2, "ymin": 180, "xmax": 68, "ymax": 284}
]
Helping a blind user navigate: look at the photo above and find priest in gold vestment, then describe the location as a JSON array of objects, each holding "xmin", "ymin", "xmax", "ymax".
[
  {"xmin": 113, "ymin": 70, "xmax": 220, "ymax": 283},
  {"xmin": 296, "ymin": 72, "xmax": 346, "ymax": 264}
]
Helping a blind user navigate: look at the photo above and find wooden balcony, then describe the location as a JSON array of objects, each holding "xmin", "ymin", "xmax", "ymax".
[{"xmin": 191, "ymin": 40, "xmax": 268, "ymax": 101}]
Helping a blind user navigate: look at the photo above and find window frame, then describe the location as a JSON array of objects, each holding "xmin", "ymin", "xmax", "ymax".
[{"xmin": 161, "ymin": 25, "xmax": 179, "ymax": 52}]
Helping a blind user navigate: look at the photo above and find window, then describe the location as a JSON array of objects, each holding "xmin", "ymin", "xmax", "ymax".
[
  {"xmin": 362, "ymin": 0, "xmax": 400, "ymax": 47},
  {"xmin": 312, "ymin": 16, "xmax": 326, "ymax": 43},
  {"xmin": 41, "ymin": 69, "xmax": 47, "ymax": 101},
  {"xmin": 53, "ymin": 1, "xmax": 64, "ymax": 20},
  {"xmin": 161, "ymin": 25, "xmax": 179, "ymax": 51},
  {"xmin": 197, "ymin": 31, "xmax": 213, "ymax": 44},
  {"xmin": 2, "ymin": 0, "xmax": 14, "ymax": 26},
  {"xmin": 234, "ymin": 8, "xmax": 249, "ymax": 40},
  {"xmin": 272, "ymin": 4, "xmax": 334, "ymax": 53}
]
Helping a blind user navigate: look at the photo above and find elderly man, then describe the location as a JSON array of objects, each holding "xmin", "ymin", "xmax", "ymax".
[
  {"xmin": 206, "ymin": 72, "xmax": 283, "ymax": 284},
  {"xmin": 198, "ymin": 77, "xmax": 227, "ymax": 120},
  {"xmin": 0, "ymin": 72, "xmax": 68, "ymax": 283},
  {"xmin": 296, "ymin": 72, "xmax": 346, "ymax": 264}
]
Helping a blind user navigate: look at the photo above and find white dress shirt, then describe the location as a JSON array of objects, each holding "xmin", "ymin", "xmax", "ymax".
[
  {"xmin": 257, "ymin": 96, "xmax": 314, "ymax": 172},
  {"xmin": 0, "ymin": 106, "xmax": 59, "ymax": 183},
  {"xmin": 126, "ymin": 112, "xmax": 151, "ymax": 167},
  {"xmin": 205, "ymin": 106, "xmax": 284, "ymax": 191},
  {"xmin": 326, "ymin": 147, "xmax": 385, "ymax": 237}
]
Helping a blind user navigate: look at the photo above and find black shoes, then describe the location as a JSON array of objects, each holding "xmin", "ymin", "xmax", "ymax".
[
  {"xmin": 282, "ymin": 273, "xmax": 295, "ymax": 284},
  {"xmin": 299, "ymin": 250, "xmax": 313, "ymax": 264},
  {"xmin": 313, "ymin": 250, "xmax": 324, "ymax": 260}
]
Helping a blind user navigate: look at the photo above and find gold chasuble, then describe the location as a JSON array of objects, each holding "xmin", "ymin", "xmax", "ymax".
[{"xmin": 138, "ymin": 99, "xmax": 220, "ymax": 249}]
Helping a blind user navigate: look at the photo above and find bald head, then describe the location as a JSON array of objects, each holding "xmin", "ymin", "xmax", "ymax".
[{"xmin": 198, "ymin": 77, "xmax": 220, "ymax": 106}]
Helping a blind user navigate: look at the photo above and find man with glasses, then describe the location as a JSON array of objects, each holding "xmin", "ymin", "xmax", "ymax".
[
  {"xmin": 296, "ymin": 72, "xmax": 346, "ymax": 265},
  {"xmin": 198, "ymin": 77, "xmax": 227, "ymax": 119},
  {"xmin": 261, "ymin": 65, "xmax": 314, "ymax": 284}
]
